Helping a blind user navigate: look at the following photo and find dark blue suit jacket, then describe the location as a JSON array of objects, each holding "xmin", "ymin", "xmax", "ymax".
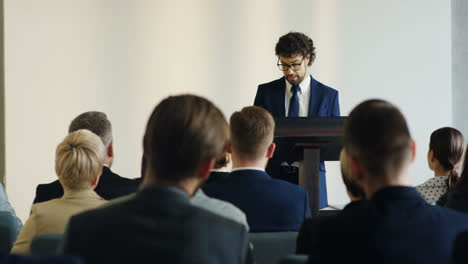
[
  {"xmin": 254, "ymin": 75, "xmax": 340, "ymax": 208},
  {"xmin": 307, "ymin": 187, "xmax": 468, "ymax": 264},
  {"xmin": 203, "ymin": 169, "xmax": 311, "ymax": 232}
]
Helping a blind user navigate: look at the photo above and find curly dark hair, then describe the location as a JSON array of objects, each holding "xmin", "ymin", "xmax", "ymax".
[{"xmin": 275, "ymin": 32, "xmax": 316, "ymax": 66}]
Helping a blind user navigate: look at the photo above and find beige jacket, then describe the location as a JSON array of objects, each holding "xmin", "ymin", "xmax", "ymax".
[{"xmin": 11, "ymin": 189, "xmax": 106, "ymax": 255}]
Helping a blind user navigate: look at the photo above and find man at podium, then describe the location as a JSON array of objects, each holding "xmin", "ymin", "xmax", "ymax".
[{"xmin": 254, "ymin": 31, "xmax": 340, "ymax": 208}]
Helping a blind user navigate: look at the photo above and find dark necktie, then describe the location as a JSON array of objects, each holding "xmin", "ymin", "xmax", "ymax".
[{"xmin": 288, "ymin": 85, "xmax": 300, "ymax": 117}]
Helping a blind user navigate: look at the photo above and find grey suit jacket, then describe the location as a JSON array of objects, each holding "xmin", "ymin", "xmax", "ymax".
[
  {"xmin": 191, "ymin": 189, "xmax": 249, "ymax": 231},
  {"xmin": 62, "ymin": 185, "xmax": 250, "ymax": 264}
]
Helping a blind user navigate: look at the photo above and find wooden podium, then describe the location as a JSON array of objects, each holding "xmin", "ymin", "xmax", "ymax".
[{"xmin": 274, "ymin": 117, "xmax": 345, "ymax": 217}]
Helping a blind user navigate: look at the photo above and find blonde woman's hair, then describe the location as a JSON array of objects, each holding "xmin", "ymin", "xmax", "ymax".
[{"xmin": 55, "ymin": 129, "xmax": 106, "ymax": 190}]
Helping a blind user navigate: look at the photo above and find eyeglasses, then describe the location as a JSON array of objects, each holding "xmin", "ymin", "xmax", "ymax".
[{"xmin": 277, "ymin": 57, "xmax": 305, "ymax": 71}]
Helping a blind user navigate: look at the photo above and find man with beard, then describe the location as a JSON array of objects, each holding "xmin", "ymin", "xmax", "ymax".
[{"xmin": 254, "ymin": 32, "xmax": 340, "ymax": 208}]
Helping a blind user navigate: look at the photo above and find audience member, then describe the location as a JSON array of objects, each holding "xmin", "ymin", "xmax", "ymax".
[
  {"xmin": 440, "ymin": 146, "xmax": 468, "ymax": 213},
  {"xmin": 33, "ymin": 111, "xmax": 139, "ymax": 203},
  {"xmin": 11, "ymin": 130, "xmax": 107, "ymax": 255},
  {"xmin": 61, "ymin": 95, "xmax": 250, "ymax": 264},
  {"xmin": 416, "ymin": 127, "xmax": 464, "ymax": 204},
  {"xmin": 306, "ymin": 99, "xmax": 468, "ymax": 264},
  {"xmin": 296, "ymin": 149, "xmax": 366, "ymax": 254},
  {"xmin": 139, "ymin": 148, "xmax": 248, "ymax": 229},
  {"xmin": 0, "ymin": 183, "xmax": 22, "ymax": 238},
  {"xmin": 203, "ymin": 106, "xmax": 311, "ymax": 232}
]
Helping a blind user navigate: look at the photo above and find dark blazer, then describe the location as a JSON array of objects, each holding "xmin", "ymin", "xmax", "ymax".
[
  {"xmin": 306, "ymin": 187, "xmax": 468, "ymax": 264},
  {"xmin": 443, "ymin": 190, "xmax": 468, "ymax": 214},
  {"xmin": 254, "ymin": 76, "xmax": 340, "ymax": 209},
  {"xmin": 296, "ymin": 201, "xmax": 366, "ymax": 254},
  {"xmin": 33, "ymin": 166, "xmax": 140, "ymax": 203},
  {"xmin": 204, "ymin": 171, "xmax": 230, "ymax": 186},
  {"xmin": 453, "ymin": 231, "xmax": 468, "ymax": 264},
  {"xmin": 203, "ymin": 169, "xmax": 311, "ymax": 232},
  {"xmin": 62, "ymin": 185, "xmax": 249, "ymax": 264}
]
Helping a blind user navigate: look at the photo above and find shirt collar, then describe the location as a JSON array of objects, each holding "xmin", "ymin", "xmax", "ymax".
[
  {"xmin": 285, "ymin": 74, "xmax": 311, "ymax": 95},
  {"xmin": 231, "ymin": 167, "xmax": 265, "ymax": 172},
  {"xmin": 210, "ymin": 168, "xmax": 230, "ymax": 173},
  {"xmin": 419, "ymin": 176, "xmax": 448, "ymax": 187}
]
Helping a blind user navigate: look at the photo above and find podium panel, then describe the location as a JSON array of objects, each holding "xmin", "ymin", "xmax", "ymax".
[{"xmin": 273, "ymin": 117, "xmax": 345, "ymax": 216}]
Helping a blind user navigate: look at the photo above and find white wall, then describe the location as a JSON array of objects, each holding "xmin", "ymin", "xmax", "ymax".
[
  {"xmin": 4, "ymin": 0, "xmax": 451, "ymax": 221},
  {"xmin": 452, "ymin": 0, "xmax": 468, "ymax": 138}
]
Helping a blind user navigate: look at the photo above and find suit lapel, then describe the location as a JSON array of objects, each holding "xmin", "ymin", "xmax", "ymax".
[
  {"xmin": 308, "ymin": 75, "xmax": 320, "ymax": 117},
  {"xmin": 274, "ymin": 77, "xmax": 286, "ymax": 117}
]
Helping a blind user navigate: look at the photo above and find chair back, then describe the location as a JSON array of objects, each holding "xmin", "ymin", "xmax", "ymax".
[
  {"xmin": 0, "ymin": 255, "xmax": 84, "ymax": 264},
  {"xmin": 249, "ymin": 232, "xmax": 297, "ymax": 264},
  {"xmin": 30, "ymin": 234, "xmax": 64, "ymax": 256},
  {"xmin": 279, "ymin": 254, "xmax": 308, "ymax": 264},
  {"xmin": 0, "ymin": 212, "xmax": 19, "ymax": 256}
]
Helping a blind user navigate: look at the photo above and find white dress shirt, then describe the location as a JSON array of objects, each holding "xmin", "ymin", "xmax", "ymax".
[{"xmin": 284, "ymin": 74, "xmax": 311, "ymax": 117}]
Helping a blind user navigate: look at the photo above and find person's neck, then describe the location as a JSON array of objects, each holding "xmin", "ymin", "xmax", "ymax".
[
  {"xmin": 142, "ymin": 177, "xmax": 200, "ymax": 197},
  {"xmin": 363, "ymin": 172, "xmax": 409, "ymax": 199},
  {"xmin": 231, "ymin": 156, "xmax": 267, "ymax": 170},
  {"xmin": 62, "ymin": 187, "xmax": 92, "ymax": 196},
  {"xmin": 433, "ymin": 168, "xmax": 450, "ymax": 177}
]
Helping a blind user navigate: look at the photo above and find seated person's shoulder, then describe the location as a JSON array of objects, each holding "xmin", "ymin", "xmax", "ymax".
[
  {"xmin": 444, "ymin": 190, "xmax": 468, "ymax": 211},
  {"xmin": 103, "ymin": 167, "xmax": 137, "ymax": 184},
  {"xmin": 191, "ymin": 204, "xmax": 247, "ymax": 233},
  {"xmin": 191, "ymin": 190, "xmax": 248, "ymax": 229},
  {"xmin": 434, "ymin": 202, "xmax": 468, "ymax": 220},
  {"xmin": 36, "ymin": 180, "xmax": 62, "ymax": 192},
  {"xmin": 270, "ymin": 178, "xmax": 308, "ymax": 193},
  {"xmin": 34, "ymin": 180, "xmax": 63, "ymax": 203}
]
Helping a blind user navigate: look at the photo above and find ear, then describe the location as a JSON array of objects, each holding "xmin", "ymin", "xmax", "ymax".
[
  {"xmin": 349, "ymin": 155, "xmax": 364, "ymax": 183},
  {"xmin": 198, "ymin": 158, "xmax": 216, "ymax": 181},
  {"xmin": 266, "ymin": 143, "xmax": 276, "ymax": 159},
  {"xmin": 107, "ymin": 141, "xmax": 114, "ymax": 158},
  {"xmin": 409, "ymin": 139, "xmax": 416, "ymax": 163},
  {"xmin": 226, "ymin": 143, "xmax": 232, "ymax": 154},
  {"xmin": 428, "ymin": 149, "xmax": 435, "ymax": 162},
  {"xmin": 305, "ymin": 54, "xmax": 311, "ymax": 65}
]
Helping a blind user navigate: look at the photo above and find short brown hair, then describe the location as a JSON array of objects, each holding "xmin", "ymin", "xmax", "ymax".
[
  {"xmin": 143, "ymin": 95, "xmax": 229, "ymax": 182},
  {"xmin": 344, "ymin": 99, "xmax": 412, "ymax": 180},
  {"xmin": 230, "ymin": 106, "xmax": 275, "ymax": 161},
  {"xmin": 69, "ymin": 111, "xmax": 112, "ymax": 147},
  {"xmin": 55, "ymin": 129, "xmax": 105, "ymax": 190}
]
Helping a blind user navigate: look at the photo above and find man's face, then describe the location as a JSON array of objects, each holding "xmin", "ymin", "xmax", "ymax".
[{"xmin": 278, "ymin": 54, "xmax": 310, "ymax": 86}]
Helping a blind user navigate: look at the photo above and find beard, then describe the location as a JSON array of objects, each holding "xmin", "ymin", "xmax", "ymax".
[{"xmin": 286, "ymin": 73, "xmax": 304, "ymax": 86}]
